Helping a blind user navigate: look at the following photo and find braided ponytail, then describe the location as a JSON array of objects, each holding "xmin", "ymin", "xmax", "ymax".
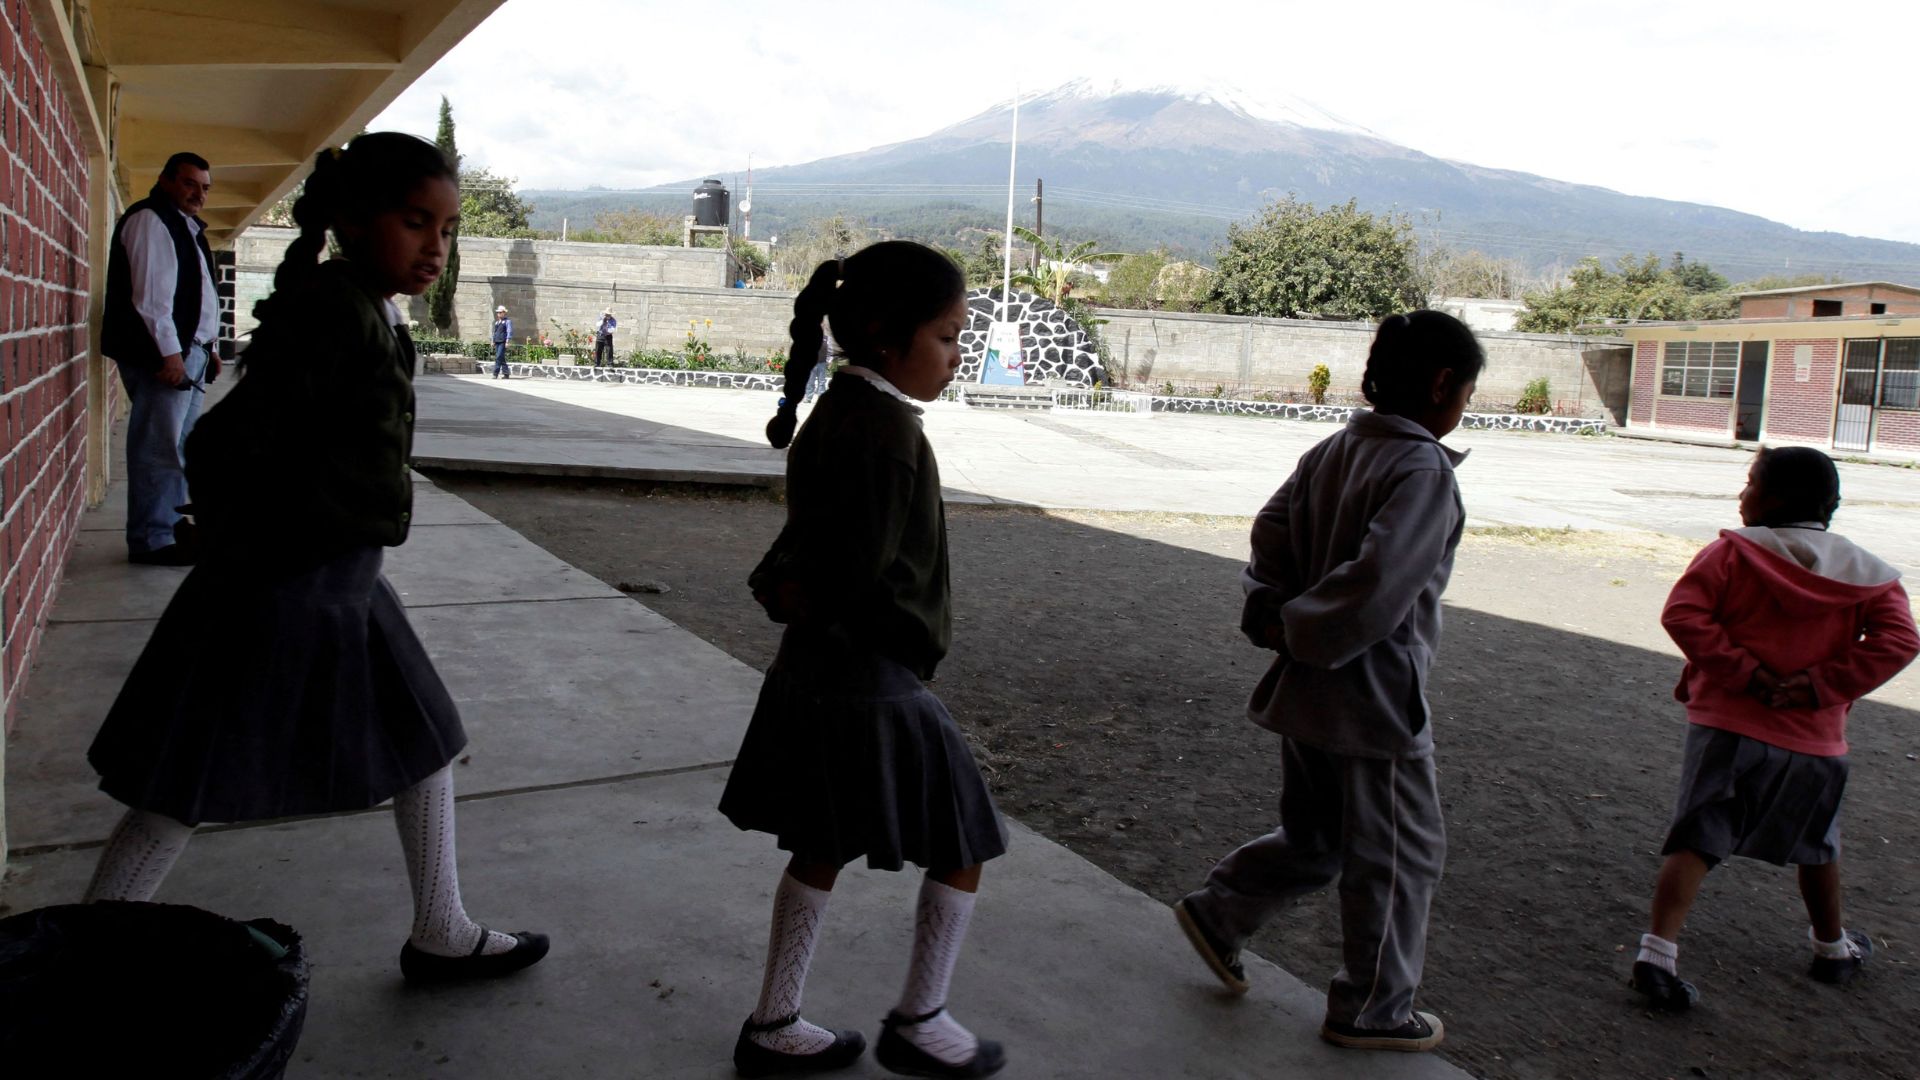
[
  {"xmin": 766, "ymin": 259, "xmax": 842, "ymax": 449},
  {"xmin": 253, "ymin": 149, "xmax": 341, "ymax": 329}
]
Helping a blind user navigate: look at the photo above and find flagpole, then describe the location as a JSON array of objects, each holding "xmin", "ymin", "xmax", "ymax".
[{"xmin": 1000, "ymin": 85, "xmax": 1019, "ymax": 323}]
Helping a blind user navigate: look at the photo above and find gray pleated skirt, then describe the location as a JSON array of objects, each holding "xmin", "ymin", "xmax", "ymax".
[
  {"xmin": 720, "ymin": 626, "xmax": 1008, "ymax": 872},
  {"xmin": 1661, "ymin": 724, "xmax": 1848, "ymax": 867},
  {"xmin": 88, "ymin": 545, "xmax": 467, "ymax": 826}
]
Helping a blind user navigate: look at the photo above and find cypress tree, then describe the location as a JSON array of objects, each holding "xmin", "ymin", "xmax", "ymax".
[{"xmin": 425, "ymin": 96, "xmax": 461, "ymax": 335}]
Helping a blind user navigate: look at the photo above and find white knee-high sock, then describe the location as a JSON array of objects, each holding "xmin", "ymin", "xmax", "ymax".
[
  {"xmin": 748, "ymin": 872, "xmax": 838, "ymax": 1055},
  {"xmin": 392, "ymin": 767, "xmax": 515, "ymax": 957},
  {"xmin": 83, "ymin": 808, "xmax": 194, "ymax": 902},
  {"xmin": 1637, "ymin": 933, "xmax": 1679, "ymax": 975},
  {"xmin": 893, "ymin": 877, "xmax": 981, "ymax": 1066}
]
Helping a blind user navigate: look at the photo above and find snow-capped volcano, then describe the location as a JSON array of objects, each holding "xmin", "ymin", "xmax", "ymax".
[{"xmin": 1030, "ymin": 76, "xmax": 1378, "ymax": 138}]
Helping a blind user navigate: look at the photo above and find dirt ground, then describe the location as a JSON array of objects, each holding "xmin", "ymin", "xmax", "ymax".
[{"xmin": 432, "ymin": 473, "xmax": 1920, "ymax": 1080}]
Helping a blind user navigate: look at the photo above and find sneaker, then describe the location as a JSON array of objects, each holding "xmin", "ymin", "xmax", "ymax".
[
  {"xmin": 1809, "ymin": 929, "xmax": 1873, "ymax": 985},
  {"xmin": 1174, "ymin": 897, "xmax": 1248, "ymax": 995},
  {"xmin": 1320, "ymin": 1011, "xmax": 1446, "ymax": 1052},
  {"xmin": 1629, "ymin": 960, "xmax": 1699, "ymax": 1011}
]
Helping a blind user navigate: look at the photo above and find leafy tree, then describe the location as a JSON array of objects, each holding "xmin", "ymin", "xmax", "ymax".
[
  {"xmin": 771, "ymin": 214, "xmax": 875, "ymax": 289},
  {"xmin": 459, "ymin": 167, "xmax": 538, "ymax": 238},
  {"xmin": 1515, "ymin": 254, "xmax": 1696, "ymax": 333},
  {"xmin": 1209, "ymin": 197, "xmax": 1424, "ymax": 319},
  {"xmin": 731, "ymin": 237, "xmax": 771, "ymax": 282},
  {"xmin": 574, "ymin": 209, "xmax": 682, "ymax": 246},
  {"xmin": 425, "ymin": 97, "xmax": 461, "ymax": 333},
  {"xmin": 1103, "ymin": 249, "xmax": 1169, "ymax": 309},
  {"xmin": 1154, "ymin": 261, "xmax": 1214, "ymax": 312},
  {"xmin": 1009, "ymin": 225, "xmax": 1126, "ymax": 305},
  {"xmin": 947, "ymin": 232, "xmax": 1004, "ymax": 288},
  {"xmin": 1669, "ymin": 252, "xmax": 1729, "ymax": 294}
]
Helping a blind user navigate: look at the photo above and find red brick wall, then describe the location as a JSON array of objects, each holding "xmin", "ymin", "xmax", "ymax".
[
  {"xmin": 1765, "ymin": 339, "xmax": 1839, "ymax": 444},
  {"xmin": 1652, "ymin": 396, "xmax": 1732, "ymax": 434},
  {"xmin": 1874, "ymin": 410, "xmax": 1920, "ymax": 452},
  {"xmin": 1629, "ymin": 340, "xmax": 1657, "ymax": 425},
  {"xmin": 1740, "ymin": 297, "xmax": 1791, "ymax": 319},
  {"xmin": 2, "ymin": 5, "xmax": 94, "ymax": 730}
]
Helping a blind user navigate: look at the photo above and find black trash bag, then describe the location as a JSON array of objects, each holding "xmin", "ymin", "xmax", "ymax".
[{"xmin": 0, "ymin": 901, "xmax": 309, "ymax": 1079}]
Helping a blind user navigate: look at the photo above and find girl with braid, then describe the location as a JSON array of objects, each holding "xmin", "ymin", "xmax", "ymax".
[
  {"xmin": 720, "ymin": 242, "xmax": 1008, "ymax": 1078},
  {"xmin": 83, "ymin": 133, "xmax": 549, "ymax": 984}
]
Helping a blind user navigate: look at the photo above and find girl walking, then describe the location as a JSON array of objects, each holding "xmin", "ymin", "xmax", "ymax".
[
  {"xmin": 1174, "ymin": 311, "xmax": 1483, "ymax": 1053},
  {"xmin": 1631, "ymin": 447, "xmax": 1918, "ymax": 1009},
  {"xmin": 83, "ymin": 133, "xmax": 548, "ymax": 984},
  {"xmin": 720, "ymin": 242, "xmax": 1007, "ymax": 1078}
]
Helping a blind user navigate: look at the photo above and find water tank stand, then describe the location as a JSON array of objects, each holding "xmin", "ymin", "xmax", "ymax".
[{"xmin": 683, "ymin": 215, "xmax": 729, "ymax": 249}]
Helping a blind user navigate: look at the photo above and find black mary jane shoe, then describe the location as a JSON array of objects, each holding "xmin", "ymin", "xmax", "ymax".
[
  {"xmin": 399, "ymin": 925, "xmax": 550, "ymax": 984},
  {"xmin": 732, "ymin": 1014, "xmax": 865, "ymax": 1077},
  {"xmin": 1629, "ymin": 960, "xmax": 1698, "ymax": 1012},
  {"xmin": 875, "ymin": 1008, "xmax": 1005, "ymax": 1079}
]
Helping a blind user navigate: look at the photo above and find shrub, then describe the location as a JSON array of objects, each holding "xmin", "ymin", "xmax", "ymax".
[
  {"xmin": 1307, "ymin": 364, "xmax": 1332, "ymax": 404},
  {"xmin": 1517, "ymin": 376, "xmax": 1552, "ymax": 415}
]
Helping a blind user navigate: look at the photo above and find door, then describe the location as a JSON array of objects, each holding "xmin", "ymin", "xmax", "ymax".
[
  {"xmin": 1834, "ymin": 339, "xmax": 1880, "ymax": 452},
  {"xmin": 1734, "ymin": 341, "xmax": 1769, "ymax": 441}
]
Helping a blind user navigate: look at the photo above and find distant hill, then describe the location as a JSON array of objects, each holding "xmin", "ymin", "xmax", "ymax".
[{"xmin": 525, "ymin": 78, "xmax": 1920, "ymax": 283}]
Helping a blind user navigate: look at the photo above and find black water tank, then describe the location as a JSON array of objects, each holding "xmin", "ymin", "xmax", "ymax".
[{"xmin": 693, "ymin": 179, "xmax": 730, "ymax": 227}]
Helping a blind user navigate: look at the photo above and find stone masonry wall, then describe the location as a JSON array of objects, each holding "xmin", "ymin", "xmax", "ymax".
[{"xmin": 1, "ymin": 4, "xmax": 95, "ymax": 729}]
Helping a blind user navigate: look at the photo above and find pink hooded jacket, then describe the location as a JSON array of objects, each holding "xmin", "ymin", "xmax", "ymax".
[{"xmin": 1661, "ymin": 527, "xmax": 1919, "ymax": 756}]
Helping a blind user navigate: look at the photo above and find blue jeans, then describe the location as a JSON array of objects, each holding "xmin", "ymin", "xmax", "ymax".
[
  {"xmin": 118, "ymin": 343, "xmax": 210, "ymax": 553},
  {"xmin": 493, "ymin": 342, "xmax": 509, "ymax": 377}
]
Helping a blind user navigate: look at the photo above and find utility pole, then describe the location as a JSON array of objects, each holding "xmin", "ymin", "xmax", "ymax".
[{"xmin": 1031, "ymin": 178, "xmax": 1043, "ymax": 271}]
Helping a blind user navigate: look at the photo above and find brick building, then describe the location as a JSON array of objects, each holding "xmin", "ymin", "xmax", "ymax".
[
  {"xmin": 1620, "ymin": 283, "xmax": 1920, "ymax": 459},
  {"xmin": 0, "ymin": 0, "xmax": 504, "ymax": 865}
]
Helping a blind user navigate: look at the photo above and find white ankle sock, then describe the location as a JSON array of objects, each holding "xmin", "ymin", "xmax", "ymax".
[
  {"xmin": 893, "ymin": 877, "xmax": 981, "ymax": 1067},
  {"xmin": 392, "ymin": 767, "xmax": 516, "ymax": 957},
  {"xmin": 83, "ymin": 808, "xmax": 194, "ymax": 902},
  {"xmin": 1637, "ymin": 933, "xmax": 1679, "ymax": 975},
  {"xmin": 748, "ymin": 872, "xmax": 837, "ymax": 1055},
  {"xmin": 1809, "ymin": 927, "xmax": 1857, "ymax": 959}
]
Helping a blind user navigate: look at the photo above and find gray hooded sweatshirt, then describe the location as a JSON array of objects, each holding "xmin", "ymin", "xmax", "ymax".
[{"xmin": 1241, "ymin": 410, "xmax": 1467, "ymax": 759}]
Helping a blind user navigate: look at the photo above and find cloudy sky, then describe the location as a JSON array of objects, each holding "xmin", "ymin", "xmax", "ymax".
[{"xmin": 372, "ymin": 0, "xmax": 1920, "ymax": 244}]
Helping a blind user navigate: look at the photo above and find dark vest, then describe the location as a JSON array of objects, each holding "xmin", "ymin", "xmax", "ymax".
[{"xmin": 103, "ymin": 191, "xmax": 216, "ymax": 371}]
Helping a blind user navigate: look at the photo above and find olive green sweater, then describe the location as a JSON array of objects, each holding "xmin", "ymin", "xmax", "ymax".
[
  {"xmin": 755, "ymin": 371, "xmax": 951, "ymax": 678},
  {"xmin": 186, "ymin": 260, "xmax": 417, "ymax": 557}
]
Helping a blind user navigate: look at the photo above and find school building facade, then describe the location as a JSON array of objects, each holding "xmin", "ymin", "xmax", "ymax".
[
  {"xmin": 0, "ymin": 1, "xmax": 505, "ymax": 867},
  {"xmin": 1620, "ymin": 283, "xmax": 1920, "ymax": 460}
]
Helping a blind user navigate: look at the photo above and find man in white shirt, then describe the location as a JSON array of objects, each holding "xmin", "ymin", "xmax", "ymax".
[{"xmin": 102, "ymin": 152, "xmax": 223, "ymax": 565}]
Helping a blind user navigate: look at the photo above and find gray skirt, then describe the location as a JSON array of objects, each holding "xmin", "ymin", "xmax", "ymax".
[
  {"xmin": 88, "ymin": 545, "xmax": 467, "ymax": 826},
  {"xmin": 719, "ymin": 626, "xmax": 1007, "ymax": 872},
  {"xmin": 1662, "ymin": 724, "xmax": 1848, "ymax": 867}
]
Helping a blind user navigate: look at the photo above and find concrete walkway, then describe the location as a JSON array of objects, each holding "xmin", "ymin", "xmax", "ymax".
[
  {"xmin": 1, "ymin": 475, "xmax": 1468, "ymax": 1078},
  {"xmin": 413, "ymin": 375, "xmax": 1920, "ymax": 575}
]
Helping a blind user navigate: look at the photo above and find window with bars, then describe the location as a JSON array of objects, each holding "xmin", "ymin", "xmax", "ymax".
[
  {"xmin": 1660, "ymin": 341, "xmax": 1739, "ymax": 398},
  {"xmin": 1881, "ymin": 338, "xmax": 1919, "ymax": 410}
]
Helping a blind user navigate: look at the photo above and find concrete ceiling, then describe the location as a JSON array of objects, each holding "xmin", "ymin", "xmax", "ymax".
[{"xmin": 58, "ymin": 0, "xmax": 506, "ymax": 246}]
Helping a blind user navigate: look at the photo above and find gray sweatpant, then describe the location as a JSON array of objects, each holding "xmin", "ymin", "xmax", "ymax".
[{"xmin": 1183, "ymin": 737, "xmax": 1446, "ymax": 1029}]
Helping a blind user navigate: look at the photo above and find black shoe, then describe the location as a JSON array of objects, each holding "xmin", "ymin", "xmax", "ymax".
[
  {"xmin": 1810, "ymin": 929, "xmax": 1873, "ymax": 985},
  {"xmin": 1320, "ymin": 1011, "xmax": 1446, "ymax": 1052},
  {"xmin": 875, "ymin": 1009, "xmax": 1005, "ymax": 1078},
  {"xmin": 128, "ymin": 543, "xmax": 197, "ymax": 567},
  {"xmin": 1174, "ymin": 897, "xmax": 1248, "ymax": 994},
  {"xmin": 1629, "ymin": 960, "xmax": 1698, "ymax": 1011},
  {"xmin": 399, "ymin": 925, "xmax": 549, "ymax": 984},
  {"xmin": 732, "ymin": 1014, "xmax": 865, "ymax": 1077}
]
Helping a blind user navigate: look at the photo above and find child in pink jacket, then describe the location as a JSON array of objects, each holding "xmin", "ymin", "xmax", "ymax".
[{"xmin": 1632, "ymin": 447, "xmax": 1919, "ymax": 1010}]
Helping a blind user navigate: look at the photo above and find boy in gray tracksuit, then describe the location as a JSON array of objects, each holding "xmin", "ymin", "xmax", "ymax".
[{"xmin": 1175, "ymin": 311, "xmax": 1483, "ymax": 1053}]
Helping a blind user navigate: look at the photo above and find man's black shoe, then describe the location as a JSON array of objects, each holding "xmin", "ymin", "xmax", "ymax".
[{"xmin": 129, "ymin": 544, "xmax": 197, "ymax": 567}]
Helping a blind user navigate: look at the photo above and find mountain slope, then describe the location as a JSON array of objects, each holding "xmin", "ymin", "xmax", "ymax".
[{"xmin": 526, "ymin": 79, "xmax": 1920, "ymax": 282}]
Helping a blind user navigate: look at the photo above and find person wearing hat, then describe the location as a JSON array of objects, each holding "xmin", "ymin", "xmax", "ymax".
[
  {"xmin": 491, "ymin": 305, "xmax": 513, "ymax": 379},
  {"xmin": 594, "ymin": 307, "xmax": 618, "ymax": 366}
]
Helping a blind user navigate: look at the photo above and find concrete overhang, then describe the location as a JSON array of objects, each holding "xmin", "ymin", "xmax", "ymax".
[{"xmin": 29, "ymin": 0, "xmax": 504, "ymax": 247}]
